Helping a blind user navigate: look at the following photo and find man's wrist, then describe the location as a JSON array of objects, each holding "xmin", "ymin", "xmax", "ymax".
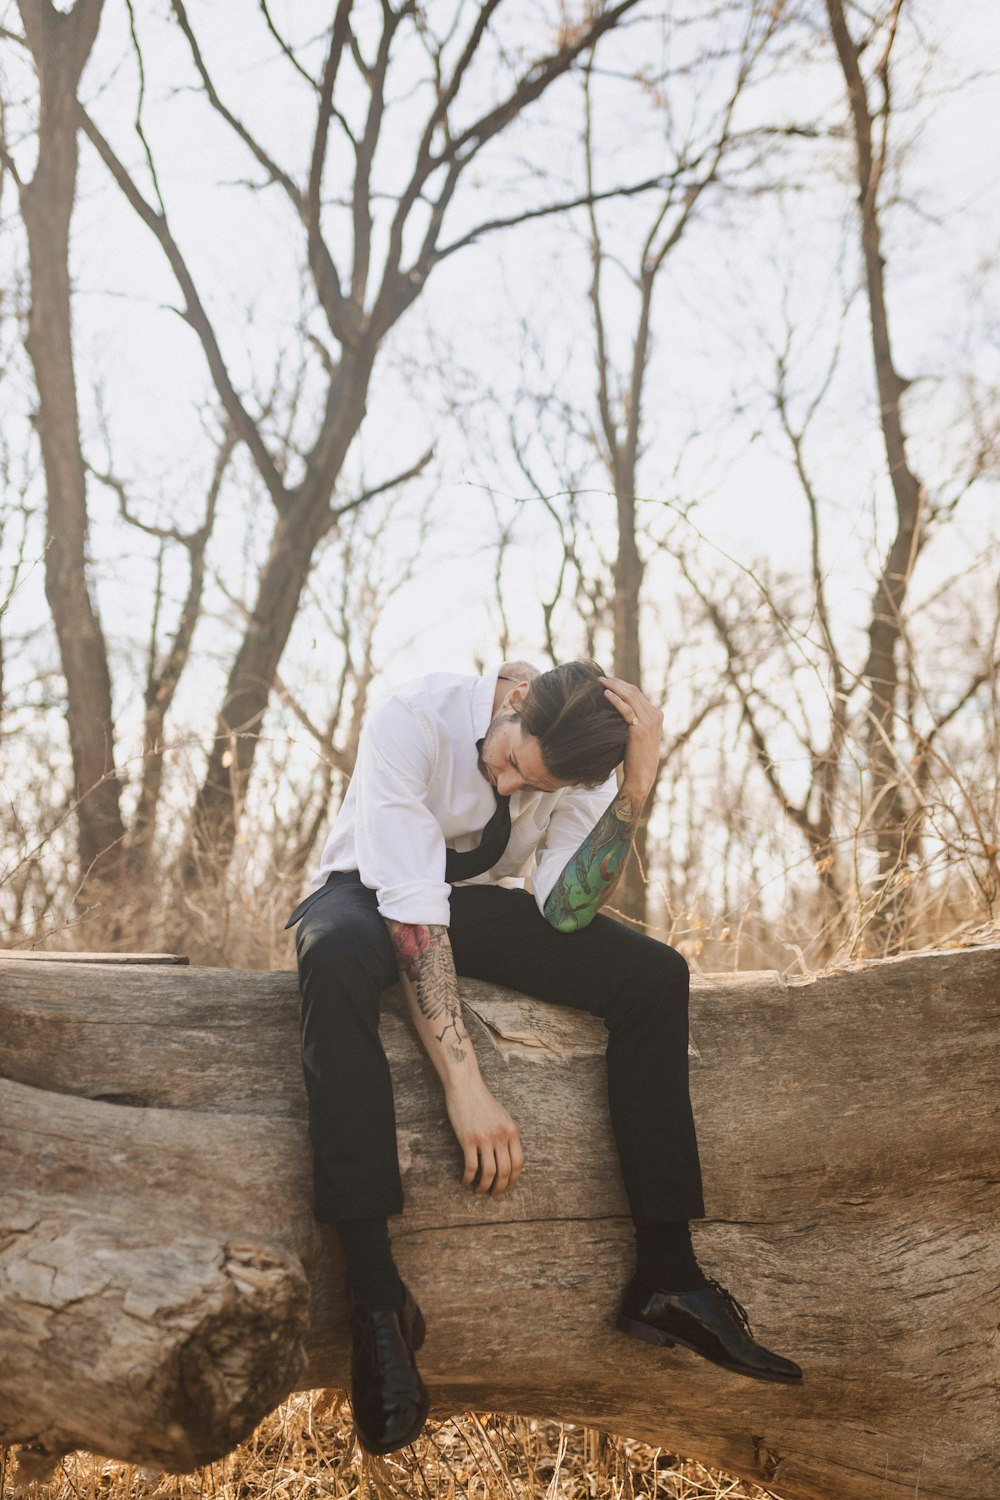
[
  {"xmin": 615, "ymin": 785, "xmax": 649, "ymax": 817},
  {"xmin": 442, "ymin": 1054, "xmax": 482, "ymax": 1092}
]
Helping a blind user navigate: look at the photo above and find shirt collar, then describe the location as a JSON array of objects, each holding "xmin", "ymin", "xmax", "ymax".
[{"xmin": 471, "ymin": 668, "xmax": 501, "ymax": 743}]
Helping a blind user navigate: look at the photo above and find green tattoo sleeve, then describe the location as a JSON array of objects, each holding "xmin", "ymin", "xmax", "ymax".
[{"xmin": 543, "ymin": 791, "xmax": 641, "ymax": 933}]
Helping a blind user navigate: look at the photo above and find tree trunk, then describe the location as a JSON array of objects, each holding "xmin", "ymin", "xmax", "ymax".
[
  {"xmin": 1, "ymin": 943, "xmax": 996, "ymax": 1499},
  {"xmin": 17, "ymin": 0, "xmax": 125, "ymax": 889},
  {"xmin": 826, "ymin": 0, "xmax": 926, "ymax": 945},
  {"xmin": 612, "ymin": 486, "xmax": 650, "ymax": 927},
  {"xmin": 186, "ymin": 365, "xmax": 371, "ymax": 881},
  {"xmin": 185, "ymin": 499, "xmax": 328, "ymax": 880}
]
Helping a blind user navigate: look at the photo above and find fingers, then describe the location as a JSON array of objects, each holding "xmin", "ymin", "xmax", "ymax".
[
  {"xmin": 463, "ymin": 1129, "xmax": 524, "ymax": 1196},
  {"xmin": 598, "ymin": 675, "xmax": 660, "ymax": 727},
  {"xmin": 475, "ymin": 1145, "xmax": 497, "ymax": 1196},
  {"xmin": 599, "ymin": 673, "xmax": 641, "ymax": 698},
  {"xmin": 487, "ymin": 1142, "xmax": 511, "ymax": 1196},
  {"xmin": 449, "ymin": 1086, "xmax": 524, "ymax": 1195},
  {"xmin": 599, "ymin": 674, "xmax": 644, "ymax": 720},
  {"xmin": 508, "ymin": 1131, "xmax": 526, "ymax": 1189},
  {"xmin": 602, "ymin": 684, "xmax": 638, "ymax": 723}
]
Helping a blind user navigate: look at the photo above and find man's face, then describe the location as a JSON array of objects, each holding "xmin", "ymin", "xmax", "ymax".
[{"xmin": 479, "ymin": 712, "xmax": 570, "ymax": 797}]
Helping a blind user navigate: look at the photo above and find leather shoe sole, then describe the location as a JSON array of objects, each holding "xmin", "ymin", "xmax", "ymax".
[
  {"xmin": 616, "ymin": 1276, "xmax": 803, "ymax": 1385},
  {"xmin": 358, "ymin": 1384, "xmax": 430, "ymax": 1456}
]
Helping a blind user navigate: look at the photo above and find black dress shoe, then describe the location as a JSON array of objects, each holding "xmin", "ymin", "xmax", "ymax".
[
  {"xmin": 350, "ymin": 1283, "xmax": 430, "ymax": 1454},
  {"xmin": 617, "ymin": 1275, "xmax": 803, "ymax": 1385}
]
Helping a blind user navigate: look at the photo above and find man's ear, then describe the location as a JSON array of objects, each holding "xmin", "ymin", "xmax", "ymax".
[{"xmin": 502, "ymin": 680, "xmax": 531, "ymax": 712}]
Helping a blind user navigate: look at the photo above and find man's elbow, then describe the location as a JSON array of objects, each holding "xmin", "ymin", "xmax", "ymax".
[{"xmin": 543, "ymin": 903, "xmax": 595, "ymax": 935}]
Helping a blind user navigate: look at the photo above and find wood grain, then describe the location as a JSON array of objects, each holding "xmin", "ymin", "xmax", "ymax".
[{"xmin": 0, "ymin": 950, "xmax": 188, "ymax": 964}]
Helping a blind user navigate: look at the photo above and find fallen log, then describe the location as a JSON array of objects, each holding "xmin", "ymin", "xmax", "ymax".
[{"xmin": 0, "ymin": 945, "xmax": 997, "ymax": 1499}]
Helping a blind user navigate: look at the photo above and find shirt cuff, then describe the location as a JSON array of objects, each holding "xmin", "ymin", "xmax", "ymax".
[
  {"xmin": 375, "ymin": 879, "xmax": 452, "ymax": 927},
  {"xmin": 530, "ymin": 856, "xmax": 564, "ymax": 918}
]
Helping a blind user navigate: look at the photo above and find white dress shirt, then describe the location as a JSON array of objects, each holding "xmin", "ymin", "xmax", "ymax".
[{"xmin": 315, "ymin": 669, "xmax": 618, "ymax": 926}]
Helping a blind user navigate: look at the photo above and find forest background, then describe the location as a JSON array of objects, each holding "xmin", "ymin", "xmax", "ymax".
[
  {"xmin": 1, "ymin": 0, "xmax": 999, "ymax": 969},
  {"xmin": 2, "ymin": 4, "xmax": 999, "ymax": 1498}
]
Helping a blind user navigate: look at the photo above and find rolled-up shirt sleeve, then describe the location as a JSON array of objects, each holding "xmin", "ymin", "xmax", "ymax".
[
  {"xmin": 353, "ymin": 697, "xmax": 452, "ymax": 926},
  {"xmin": 530, "ymin": 774, "xmax": 619, "ymax": 918}
]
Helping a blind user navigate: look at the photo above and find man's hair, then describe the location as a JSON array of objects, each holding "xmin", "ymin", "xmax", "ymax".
[{"xmin": 515, "ymin": 659, "xmax": 628, "ymax": 787}]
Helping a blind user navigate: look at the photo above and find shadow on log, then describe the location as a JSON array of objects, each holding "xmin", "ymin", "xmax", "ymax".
[{"xmin": 1, "ymin": 946, "xmax": 997, "ymax": 1499}]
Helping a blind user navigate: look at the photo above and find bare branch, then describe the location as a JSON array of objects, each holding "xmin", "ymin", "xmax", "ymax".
[
  {"xmin": 78, "ymin": 108, "xmax": 287, "ymax": 510},
  {"xmin": 772, "ymin": 329, "xmax": 848, "ymax": 719},
  {"xmin": 123, "ymin": 0, "xmax": 169, "ymax": 215},
  {"xmin": 378, "ymin": 0, "xmax": 643, "ymax": 316},
  {"xmin": 0, "ymin": 88, "xmax": 24, "ymax": 192},
  {"xmin": 307, "ymin": 0, "xmax": 360, "ymax": 345},
  {"xmin": 584, "ymin": 58, "xmax": 617, "ymax": 477},
  {"xmin": 683, "ymin": 555, "xmax": 833, "ymax": 865},
  {"xmin": 170, "ymin": 0, "xmax": 303, "ymax": 208},
  {"xmin": 259, "ymin": 0, "xmax": 320, "ymax": 91},
  {"xmin": 350, "ymin": 0, "xmax": 401, "ymax": 307},
  {"xmin": 322, "ymin": 445, "xmax": 434, "ymax": 535}
]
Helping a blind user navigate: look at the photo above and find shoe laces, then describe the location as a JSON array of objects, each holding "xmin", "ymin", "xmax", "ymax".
[{"xmin": 706, "ymin": 1278, "xmax": 754, "ymax": 1339}]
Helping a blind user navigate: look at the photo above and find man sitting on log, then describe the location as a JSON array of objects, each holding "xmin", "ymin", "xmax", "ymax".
[{"xmin": 287, "ymin": 659, "xmax": 802, "ymax": 1454}]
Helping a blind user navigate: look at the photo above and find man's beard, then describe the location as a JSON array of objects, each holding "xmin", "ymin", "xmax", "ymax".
[{"xmin": 478, "ymin": 712, "xmax": 519, "ymax": 783}]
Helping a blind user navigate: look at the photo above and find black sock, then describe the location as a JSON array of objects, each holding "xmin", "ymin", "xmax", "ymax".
[
  {"xmin": 338, "ymin": 1217, "xmax": 404, "ymax": 1309},
  {"xmin": 635, "ymin": 1220, "xmax": 709, "ymax": 1294}
]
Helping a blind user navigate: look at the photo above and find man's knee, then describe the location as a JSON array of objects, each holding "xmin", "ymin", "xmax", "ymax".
[
  {"xmin": 297, "ymin": 907, "xmax": 392, "ymax": 993},
  {"xmin": 611, "ymin": 937, "xmax": 689, "ymax": 1029},
  {"xmin": 649, "ymin": 939, "xmax": 690, "ymax": 997},
  {"xmin": 616, "ymin": 930, "xmax": 688, "ymax": 992}
]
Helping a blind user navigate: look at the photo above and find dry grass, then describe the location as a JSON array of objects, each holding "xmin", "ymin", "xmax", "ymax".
[{"xmin": 2, "ymin": 1399, "xmax": 783, "ymax": 1500}]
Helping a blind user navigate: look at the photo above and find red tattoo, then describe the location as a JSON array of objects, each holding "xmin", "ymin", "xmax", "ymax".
[{"xmin": 391, "ymin": 923, "xmax": 432, "ymax": 983}]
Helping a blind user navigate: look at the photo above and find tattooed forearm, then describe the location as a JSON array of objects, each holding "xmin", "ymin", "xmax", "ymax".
[
  {"xmin": 389, "ymin": 922, "xmax": 469, "ymax": 1063},
  {"xmin": 543, "ymin": 790, "xmax": 642, "ymax": 934}
]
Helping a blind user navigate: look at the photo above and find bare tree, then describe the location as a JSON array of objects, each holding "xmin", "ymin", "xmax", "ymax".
[
  {"xmin": 677, "ymin": 281, "xmax": 1000, "ymax": 961},
  {"xmin": 678, "ymin": 548, "xmax": 852, "ymax": 958},
  {"xmin": 474, "ymin": 0, "xmax": 786, "ymax": 925},
  {"xmin": 5, "ymin": 0, "xmax": 125, "ymax": 889},
  {"xmin": 86, "ymin": 415, "xmax": 236, "ymax": 879},
  {"xmin": 580, "ymin": 4, "xmax": 784, "ymax": 920},
  {"xmin": 825, "ymin": 0, "xmax": 932, "ymax": 942}
]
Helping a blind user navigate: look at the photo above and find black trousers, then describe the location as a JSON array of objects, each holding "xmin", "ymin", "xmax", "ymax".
[{"xmin": 294, "ymin": 872, "xmax": 705, "ymax": 1224}]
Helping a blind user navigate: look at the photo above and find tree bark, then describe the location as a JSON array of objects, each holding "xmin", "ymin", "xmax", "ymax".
[
  {"xmin": 186, "ymin": 356, "xmax": 373, "ymax": 878},
  {"xmin": 17, "ymin": 0, "xmax": 125, "ymax": 888},
  {"xmin": 1, "ymin": 943, "xmax": 996, "ymax": 1499},
  {"xmin": 611, "ymin": 480, "xmax": 650, "ymax": 927},
  {"xmin": 826, "ymin": 0, "xmax": 925, "ymax": 942}
]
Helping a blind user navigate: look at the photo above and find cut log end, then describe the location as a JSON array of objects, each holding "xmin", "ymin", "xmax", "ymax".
[
  {"xmin": 167, "ymin": 1241, "xmax": 311, "ymax": 1470},
  {"xmin": 0, "ymin": 1212, "xmax": 310, "ymax": 1474}
]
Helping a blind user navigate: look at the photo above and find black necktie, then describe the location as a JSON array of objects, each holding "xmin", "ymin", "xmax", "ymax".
[
  {"xmin": 445, "ymin": 792, "xmax": 511, "ymax": 882},
  {"xmin": 445, "ymin": 740, "xmax": 513, "ymax": 882}
]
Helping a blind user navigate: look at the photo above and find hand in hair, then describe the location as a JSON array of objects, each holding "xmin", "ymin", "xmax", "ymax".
[
  {"xmin": 598, "ymin": 675, "xmax": 663, "ymax": 805},
  {"xmin": 542, "ymin": 678, "xmax": 663, "ymax": 933}
]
